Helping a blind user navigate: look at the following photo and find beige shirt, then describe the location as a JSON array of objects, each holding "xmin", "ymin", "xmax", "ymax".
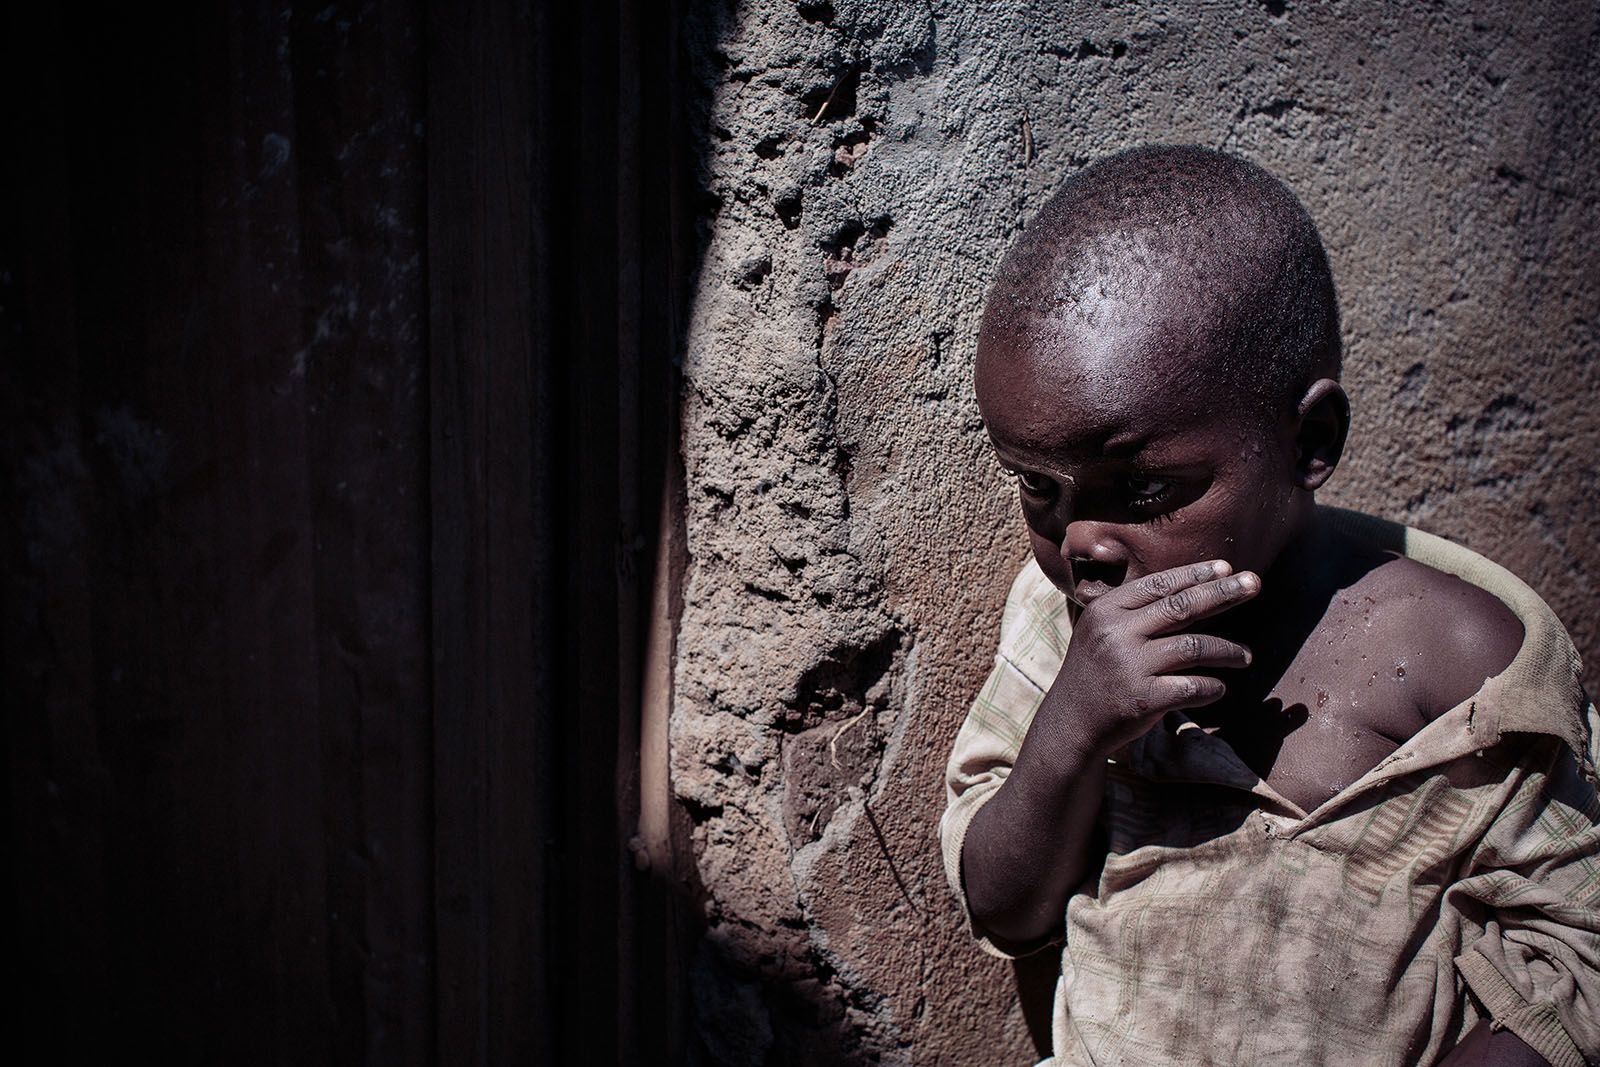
[{"xmin": 941, "ymin": 509, "xmax": 1600, "ymax": 1067}]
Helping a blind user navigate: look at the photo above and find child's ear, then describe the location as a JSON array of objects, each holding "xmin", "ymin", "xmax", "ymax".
[{"xmin": 1293, "ymin": 378, "xmax": 1349, "ymax": 491}]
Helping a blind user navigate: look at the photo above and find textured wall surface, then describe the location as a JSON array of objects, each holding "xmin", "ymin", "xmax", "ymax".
[{"xmin": 669, "ymin": 2, "xmax": 1599, "ymax": 1062}]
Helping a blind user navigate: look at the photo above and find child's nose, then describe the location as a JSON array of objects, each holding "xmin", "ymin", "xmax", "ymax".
[{"xmin": 1062, "ymin": 520, "xmax": 1124, "ymax": 566}]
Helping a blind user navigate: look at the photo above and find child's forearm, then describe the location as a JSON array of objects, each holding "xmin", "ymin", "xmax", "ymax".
[
  {"xmin": 961, "ymin": 688, "xmax": 1110, "ymax": 947},
  {"xmin": 962, "ymin": 562, "xmax": 1259, "ymax": 948}
]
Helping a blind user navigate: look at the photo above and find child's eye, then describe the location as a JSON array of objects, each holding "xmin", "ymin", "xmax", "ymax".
[
  {"xmin": 1015, "ymin": 470, "xmax": 1055, "ymax": 496},
  {"xmin": 1124, "ymin": 476, "xmax": 1173, "ymax": 509}
]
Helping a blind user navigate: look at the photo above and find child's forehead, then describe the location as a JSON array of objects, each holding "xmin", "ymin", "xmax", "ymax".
[
  {"xmin": 976, "ymin": 307, "xmax": 1222, "ymax": 442},
  {"xmin": 972, "ymin": 300, "xmax": 1273, "ymax": 470}
]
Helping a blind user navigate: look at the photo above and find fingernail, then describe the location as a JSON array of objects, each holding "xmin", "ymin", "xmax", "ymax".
[
  {"xmin": 1237, "ymin": 573, "xmax": 1259, "ymax": 592},
  {"xmin": 1212, "ymin": 560, "xmax": 1232, "ymax": 577}
]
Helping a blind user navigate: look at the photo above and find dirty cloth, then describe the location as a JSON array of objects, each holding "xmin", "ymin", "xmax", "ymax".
[{"xmin": 940, "ymin": 509, "xmax": 1600, "ymax": 1067}]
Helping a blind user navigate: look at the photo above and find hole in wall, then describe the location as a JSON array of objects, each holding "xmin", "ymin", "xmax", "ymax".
[
  {"xmin": 797, "ymin": 1, "xmax": 834, "ymax": 25},
  {"xmin": 800, "ymin": 67, "xmax": 858, "ymax": 123}
]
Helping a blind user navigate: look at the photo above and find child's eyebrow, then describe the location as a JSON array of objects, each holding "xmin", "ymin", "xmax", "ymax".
[
  {"xmin": 994, "ymin": 452, "xmax": 1080, "ymax": 487},
  {"xmin": 1101, "ymin": 429, "xmax": 1154, "ymax": 456}
]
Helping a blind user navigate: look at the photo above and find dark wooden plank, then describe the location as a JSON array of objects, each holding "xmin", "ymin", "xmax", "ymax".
[
  {"xmin": 618, "ymin": 2, "xmax": 701, "ymax": 1057},
  {"xmin": 197, "ymin": 7, "xmax": 335, "ymax": 1057},
  {"xmin": 560, "ymin": 4, "xmax": 624, "ymax": 1064},
  {"xmin": 425, "ymin": 1, "xmax": 547, "ymax": 1062},
  {"xmin": 0, "ymin": 6, "xmax": 115, "ymax": 1054},
  {"xmin": 614, "ymin": 0, "xmax": 649, "ymax": 1055},
  {"xmin": 283, "ymin": 5, "xmax": 434, "ymax": 1062},
  {"xmin": 6, "ymin": 0, "xmax": 692, "ymax": 1060},
  {"xmin": 3, "ymin": 3, "xmax": 435, "ymax": 1061}
]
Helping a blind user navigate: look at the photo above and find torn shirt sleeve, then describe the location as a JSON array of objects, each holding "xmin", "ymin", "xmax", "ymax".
[
  {"xmin": 938, "ymin": 561, "xmax": 1069, "ymax": 959},
  {"xmin": 1450, "ymin": 699, "xmax": 1600, "ymax": 1067}
]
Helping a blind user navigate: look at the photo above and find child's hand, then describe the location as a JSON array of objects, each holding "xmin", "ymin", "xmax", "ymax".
[
  {"xmin": 962, "ymin": 559, "xmax": 1261, "ymax": 946},
  {"xmin": 1050, "ymin": 560, "xmax": 1259, "ymax": 757}
]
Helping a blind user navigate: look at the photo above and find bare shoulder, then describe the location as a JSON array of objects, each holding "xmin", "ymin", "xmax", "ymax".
[{"xmin": 1353, "ymin": 554, "xmax": 1524, "ymax": 718}]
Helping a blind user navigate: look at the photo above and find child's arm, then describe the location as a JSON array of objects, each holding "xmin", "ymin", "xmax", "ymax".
[
  {"xmin": 959, "ymin": 707, "xmax": 1107, "ymax": 948},
  {"xmin": 962, "ymin": 560, "xmax": 1259, "ymax": 946}
]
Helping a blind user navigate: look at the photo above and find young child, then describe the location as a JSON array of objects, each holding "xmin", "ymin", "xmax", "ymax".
[{"xmin": 940, "ymin": 146, "xmax": 1600, "ymax": 1067}]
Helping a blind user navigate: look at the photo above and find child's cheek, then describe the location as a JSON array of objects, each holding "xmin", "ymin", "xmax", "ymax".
[
  {"xmin": 1027, "ymin": 528, "xmax": 1075, "ymax": 593},
  {"xmin": 1138, "ymin": 514, "xmax": 1226, "ymax": 578},
  {"xmin": 1019, "ymin": 493, "xmax": 1062, "ymax": 543}
]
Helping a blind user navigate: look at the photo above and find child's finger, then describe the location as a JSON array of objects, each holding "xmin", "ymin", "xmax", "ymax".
[
  {"xmin": 1141, "ymin": 674, "xmax": 1227, "ymax": 714},
  {"xmin": 1147, "ymin": 633, "xmax": 1253, "ymax": 674},
  {"xmin": 1112, "ymin": 560, "xmax": 1233, "ymax": 609},
  {"xmin": 1137, "ymin": 571, "xmax": 1260, "ymax": 635}
]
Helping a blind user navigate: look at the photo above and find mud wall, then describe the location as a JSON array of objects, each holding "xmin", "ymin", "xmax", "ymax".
[{"xmin": 668, "ymin": 2, "xmax": 1599, "ymax": 1062}]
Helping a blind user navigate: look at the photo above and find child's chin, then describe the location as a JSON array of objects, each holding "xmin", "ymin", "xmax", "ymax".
[{"xmin": 1041, "ymin": 572, "xmax": 1081, "ymax": 603}]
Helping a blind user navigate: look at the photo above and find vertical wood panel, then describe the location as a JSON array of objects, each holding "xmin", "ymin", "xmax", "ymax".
[
  {"xmin": 3, "ymin": 0, "xmax": 690, "ymax": 1061},
  {"xmin": 0, "ymin": 6, "xmax": 111, "ymax": 1054},
  {"xmin": 285, "ymin": 6, "xmax": 434, "ymax": 1060},
  {"xmin": 616, "ymin": 0, "xmax": 696, "ymax": 1060},
  {"xmin": 3, "ymin": 3, "xmax": 434, "ymax": 1061},
  {"xmin": 563, "ymin": 4, "xmax": 625, "ymax": 1063},
  {"xmin": 425, "ymin": 0, "xmax": 546, "ymax": 1062}
]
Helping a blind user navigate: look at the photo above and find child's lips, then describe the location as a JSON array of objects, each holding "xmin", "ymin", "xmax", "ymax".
[
  {"xmin": 1074, "ymin": 578, "xmax": 1113, "ymax": 604},
  {"xmin": 1069, "ymin": 559, "xmax": 1126, "ymax": 605}
]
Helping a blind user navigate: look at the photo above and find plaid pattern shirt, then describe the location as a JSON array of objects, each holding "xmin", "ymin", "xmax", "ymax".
[{"xmin": 941, "ymin": 510, "xmax": 1600, "ymax": 1067}]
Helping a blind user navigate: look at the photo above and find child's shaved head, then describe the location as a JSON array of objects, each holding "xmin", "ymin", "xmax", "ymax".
[{"xmin": 982, "ymin": 145, "xmax": 1340, "ymax": 417}]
